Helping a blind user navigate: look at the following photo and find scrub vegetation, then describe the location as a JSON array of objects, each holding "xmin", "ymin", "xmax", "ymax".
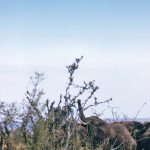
[{"xmin": 0, "ymin": 57, "xmax": 149, "ymax": 150}]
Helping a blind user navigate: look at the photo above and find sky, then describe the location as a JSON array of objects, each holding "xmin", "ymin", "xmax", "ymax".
[{"xmin": 0, "ymin": 0, "xmax": 150, "ymax": 118}]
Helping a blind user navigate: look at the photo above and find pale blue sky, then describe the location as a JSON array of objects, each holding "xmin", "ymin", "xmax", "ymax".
[{"xmin": 0, "ymin": 0, "xmax": 150, "ymax": 118}]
